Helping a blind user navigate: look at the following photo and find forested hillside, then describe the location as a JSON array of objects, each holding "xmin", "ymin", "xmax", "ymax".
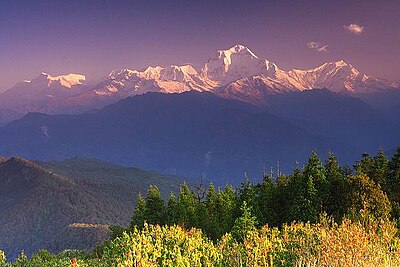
[
  {"xmin": 0, "ymin": 157, "xmax": 180, "ymax": 259},
  {"xmin": 1, "ymin": 147, "xmax": 400, "ymax": 266}
]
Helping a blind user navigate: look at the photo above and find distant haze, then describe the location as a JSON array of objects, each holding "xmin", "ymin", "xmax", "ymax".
[{"xmin": 0, "ymin": 0, "xmax": 399, "ymax": 91}]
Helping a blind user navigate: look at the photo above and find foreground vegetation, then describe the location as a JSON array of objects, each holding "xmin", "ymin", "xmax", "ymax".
[
  {"xmin": 1, "ymin": 147, "xmax": 400, "ymax": 266},
  {"xmin": 2, "ymin": 215, "xmax": 400, "ymax": 266}
]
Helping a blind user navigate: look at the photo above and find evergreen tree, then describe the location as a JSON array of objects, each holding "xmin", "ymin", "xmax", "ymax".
[
  {"xmin": 205, "ymin": 183, "xmax": 219, "ymax": 239},
  {"xmin": 237, "ymin": 174, "xmax": 259, "ymax": 220},
  {"xmin": 356, "ymin": 149, "xmax": 388, "ymax": 188},
  {"xmin": 231, "ymin": 201, "xmax": 257, "ymax": 242},
  {"xmin": 325, "ymin": 152, "xmax": 347, "ymax": 220},
  {"xmin": 355, "ymin": 153, "xmax": 374, "ymax": 176},
  {"xmin": 255, "ymin": 174, "xmax": 279, "ymax": 226},
  {"xmin": 130, "ymin": 193, "xmax": 146, "ymax": 229},
  {"xmin": 275, "ymin": 171, "xmax": 291, "ymax": 224},
  {"xmin": 387, "ymin": 146, "xmax": 400, "ymax": 218},
  {"xmin": 288, "ymin": 165, "xmax": 319, "ymax": 223},
  {"xmin": 303, "ymin": 150, "xmax": 329, "ymax": 211},
  {"xmin": 216, "ymin": 185, "xmax": 237, "ymax": 238},
  {"xmin": 372, "ymin": 148, "xmax": 389, "ymax": 187},
  {"xmin": 176, "ymin": 183, "xmax": 197, "ymax": 227},
  {"xmin": 165, "ymin": 192, "xmax": 178, "ymax": 225},
  {"xmin": 144, "ymin": 185, "xmax": 165, "ymax": 225}
]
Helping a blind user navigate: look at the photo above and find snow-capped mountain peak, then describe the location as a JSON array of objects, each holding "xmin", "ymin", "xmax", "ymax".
[
  {"xmin": 0, "ymin": 72, "xmax": 88, "ymax": 110},
  {"xmin": 94, "ymin": 64, "xmax": 215, "ymax": 97},
  {"xmin": 91, "ymin": 45, "xmax": 400, "ymax": 106},
  {"xmin": 201, "ymin": 44, "xmax": 275, "ymax": 84},
  {"xmin": 284, "ymin": 59, "xmax": 400, "ymax": 94},
  {"xmin": 48, "ymin": 73, "xmax": 86, "ymax": 88},
  {"xmin": 2, "ymin": 44, "xmax": 399, "ymax": 117},
  {"xmin": 30, "ymin": 72, "xmax": 86, "ymax": 88},
  {"xmin": 223, "ymin": 44, "xmax": 259, "ymax": 60}
]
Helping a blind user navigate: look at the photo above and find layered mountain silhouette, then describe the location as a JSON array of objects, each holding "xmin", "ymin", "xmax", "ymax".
[
  {"xmin": 0, "ymin": 91, "xmax": 384, "ymax": 183},
  {"xmin": 0, "ymin": 156, "xmax": 180, "ymax": 259},
  {"xmin": 0, "ymin": 44, "xmax": 398, "ymax": 182}
]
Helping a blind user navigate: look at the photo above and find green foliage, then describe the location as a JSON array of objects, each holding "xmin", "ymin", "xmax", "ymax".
[
  {"xmin": 14, "ymin": 251, "xmax": 28, "ymax": 267},
  {"xmin": 126, "ymin": 148, "xmax": 400, "ymax": 243},
  {"xmin": 6, "ymin": 148, "xmax": 400, "ymax": 266},
  {"xmin": 130, "ymin": 193, "xmax": 146, "ymax": 229},
  {"xmin": 0, "ymin": 250, "xmax": 5, "ymax": 266},
  {"xmin": 325, "ymin": 152, "xmax": 347, "ymax": 220},
  {"xmin": 101, "ymin": 216, "xmax": 400, "ymax": 266},
  {"xmin": 346, "ymin": 173, "xmax": 392, "ymax": 220},
  {"xmin": 388, "ymin": 147, "xmax": 400, "ymax": 201},
  {"xmin": 176, "ymin": 182, "xmax": 197, "ymax": 227},
  {"xmin": 102, "ymin": 224, "xmax": 221, "ymax": 266},
  {"xmin": 144, "ymin": 185, "xmax": 164, "ymax": 225},
  {"xmin": 356, "ymin": 148, "xmax": 389, "ymax": 187},
  {"xmin": 287, "ymin": 165, "xmax": 319, "ymax": 223},
  {"xmin": 164, "ymin": 192, "xmax": 178, "ymax": 225},
  {"xmin": 231, "ymin": 201, "xmax": 257, "ymax": 242}
]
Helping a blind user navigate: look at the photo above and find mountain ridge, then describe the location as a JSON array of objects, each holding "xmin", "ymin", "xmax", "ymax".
[
  {"xmin": 0, "ymin": 44, "xmax": 398, "ymax": 125},
  {"xmin": 0, "ymin": 91, "xmax": 364, "ymax": 183},
  {"xmin": 0, "ymin": 156, "xmax": 181, "ymax": 259}
]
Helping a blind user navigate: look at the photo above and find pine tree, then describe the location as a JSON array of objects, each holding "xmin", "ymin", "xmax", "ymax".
[
  {"xmin": 231, "ymin": 201, "xmax": 257, "ymax": 242},
  {"xmin": 205, "ymin": 183, "xmax": 219, "ymax": 239},
  {"xmin": 387, "ymin": 146, "xmax": 400, "ymax": 218},
  {"xmin": 165, "ymin": 192, "xmax": 178, "ymax": 225},
  {"xmin": 144, "ymin": 185, "xmax": 165, "ymax": 225},
  {"xmin": 216, "ymin": 185, "xmax": 237, "ymax": 238},
  {"xmin": 130, "ymin": 193, "xmax": 146, "ymax": 229},
  {"xmin": 325, "ymin": 152, "xmax": 347, "ymax": 220},
  {"xmin": 176, "ymin": 183, "xmax": 197, "ymax": 227},
  {"xmin": 372, "ymin": 148, "xmax": 389, "ymax": 187},
  {"xmin": 255, "ymin": 174, "xmax": 279, "ymax": 226},
  {"xmin": 355, "ymin": 153, "xmax": 374, "ymax": 176},
  {"xmin": 387, "ymin": 147, "xmax": 400, "ymax": 200},
  {"xmin": 238, "ymin": 174, "xmax": 259, "ymax": 220},
  {"xmin": 288, "ymin": 166, "xmax": 318, "ymax": 223},
  {"xmin": 303, "ymin": 150, "xmax": 329, "ymax": 211}
]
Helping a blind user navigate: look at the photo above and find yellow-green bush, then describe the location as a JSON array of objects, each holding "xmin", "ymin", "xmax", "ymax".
[
  {"xmin": 8, "ymin": 214, "xmax": 400, "ymax": 267},
  {"xmin": 102, "ymin": 223, "xmax": 221, "ymax": 267},
  {"xmin": 102, "ymin": 216, "xmax": 400, "ymax": 267},
  {"xmin": 0, "ymin": 250, "xmax": 6, "ymax": 266}
]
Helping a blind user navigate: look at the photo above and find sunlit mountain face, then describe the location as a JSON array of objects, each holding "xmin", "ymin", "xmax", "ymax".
[{"xmin": 0, "ymin": 44, "xmax": 399, "ymax": 125}]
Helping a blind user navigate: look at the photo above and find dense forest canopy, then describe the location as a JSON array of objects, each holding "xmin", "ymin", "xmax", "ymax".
[{"xmin": 130, "ymin": 147, "xmax": 400, "ymax": 239}]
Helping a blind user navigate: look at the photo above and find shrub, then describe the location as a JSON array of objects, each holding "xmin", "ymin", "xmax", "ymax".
[{"xmin": 0, "ymin": 250, "xmax": 6, "ymax": 266}]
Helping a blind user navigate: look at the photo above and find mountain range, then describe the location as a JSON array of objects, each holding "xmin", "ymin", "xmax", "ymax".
[
  {"xmin": 0, "ymin": 90, "xmax": 395, "ymax": 184},
  {"xmin": 0, "ymin": 44, "xmax": 399, "ymax": 125},
  {"xmin": 0, "ymin": 44, "xmax": 398, "ymax": 183}
]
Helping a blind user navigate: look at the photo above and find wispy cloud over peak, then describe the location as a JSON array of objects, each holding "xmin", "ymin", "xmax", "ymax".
[
  {"xmin": 307, "ymin": 42, "xmax": 329, "ymax": 53},
  {"xmin": 344, "ymin": 23, "xmax": 364, "ymax": 34}
]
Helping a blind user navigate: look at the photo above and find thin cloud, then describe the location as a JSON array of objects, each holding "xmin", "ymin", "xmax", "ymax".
[
  {"xmin": 317, "ymin": 45, "xmax": 329, "ymax": 52},
  {"xmin": 344, "ymin": 23, "xmax": 364, "ymax": 34},
  {"xmin": 307, "ymin": 42, "xmax": 329, "ymax": 53}
]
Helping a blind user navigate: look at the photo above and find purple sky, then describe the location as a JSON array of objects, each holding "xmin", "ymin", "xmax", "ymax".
[{"xmin": 0, "ymin": 0, "xmax": 399, "ymax": 91}]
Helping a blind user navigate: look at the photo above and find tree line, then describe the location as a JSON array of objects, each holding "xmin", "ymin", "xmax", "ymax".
[{"xmin": 129, "ymin": 147, "xmax": 400, "ymax": 240}]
